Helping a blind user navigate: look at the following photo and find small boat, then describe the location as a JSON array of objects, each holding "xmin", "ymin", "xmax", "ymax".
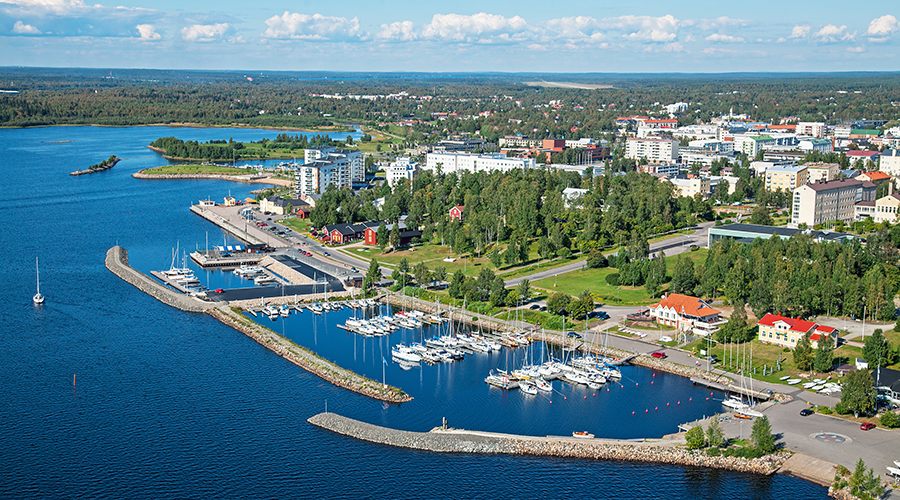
[
  {"xmin": 534, "ymin": 378, "xmax": 553, "ymax": 392},
  {"xmin": 734, "ymin": 413, "xmax": 753, "ymax": 420},
  {"xmin": 280, "ymin": 305, "xmax": 290, "ymax": 317},
  {"xmin": 572, "ymin": 431, "xmax": 594, "ymax": 439},
  {"xmin": 263, "ymin": 305, "xmax": 280, "ymax": 317},
  {"xmin": 787, "ymin": 379, "xmax": 801, "ymax": 385},
  {"xmin": 391, "ymin": 344, "xmax": 422, "ymax": 363},
  {"xmin": 520, "ymin": 383, "xmax": 538, "ymax": 395},
  {"xmin": 779, "ymin": 375, "xmax": 791, "ymax": 381},
  {"xmin": 33, "ymin": 257, "xmax": 45, "ymax": 305}
]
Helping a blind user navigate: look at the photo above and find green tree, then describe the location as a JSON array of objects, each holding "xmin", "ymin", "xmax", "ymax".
[
  {"xmin": 685, "ymin": 426, "xmax": 706, "ymax": 449},
  {"xmin": 538, "ymin": 235, "xmax": 554, "ymax": 260},
  {"xmin": 586, "ymin": 250, "xmax": 608, "ymax": 268},
  {"xmin": 377, "ymin": 222, "xmax": 388, "ymax": 253},
  {"xmin": 432, "ymin": 266, "xmax": 448, "ymax": 286},
  {"xmin": 706, "ymin": 418, "xmax": 725, "ymax": 448},
  {"xmin": 413, "ymin": 261, "xmax": 430, "ymax": 285},
  {"xmin": 516, "ymin": 279, "xmax": 531, "ymax": 302},
  {"xmin": 863, "ymin": 328, "xmax": 896, "ymax": 368},
  {"xmin": 547, "ymin": 292, "xmax": 571, "ymax": 316},
  {"xmin": 749, "ymin": 205, "xmax": 773, "ymax": 225},
  {"xmin": 750, "ymin": 415, "xmax": 775, "ymax": 454},
  {"xmin": 841, "ymin": 368, "xmax": 877, "ymax": 418},
  {"xmin": 489, "ymin": 276, "xmax": 507, "ymax": 308},
  {"xmin": 849, "ymin": 458, "xmax": 884, "ymax": 500},
  {"xmin": 793, "ymin": 333, "xmax": 814, "ymax": 371},
  {"xmin": 449, "ymin": 271, "xmax": 465, "ymax": 299},
  {"xmin": 718, "ymin": 304, "xmax": 749, "ymax": 343},
  {"xmin": 390, "ymin": 222, "xmax": 400, "ymax": 250},
  {"xmin": 364, "ymin": 258, "xmax": 381, "ymax": 289},
  {"xmin": 489, "ymin": 247, "xmax": 503, "ymax": 269},
  {"xmin": 813, "ymin": 333, "xmax": 835, "ymax": 373},
  {"xmin": 880, "ymin": 411, "xmax": 900, "ymax": 428}
]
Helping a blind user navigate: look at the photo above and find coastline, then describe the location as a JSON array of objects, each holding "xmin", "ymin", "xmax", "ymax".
[
  {"xmin": 0, "ymin": 122, "xmax": 353, "ymax": 133},
  {"xmin": 132, "ymin": 170, "xmax": 293, "ymax": 187},
  {"xmin": 308, "ymin": 411, "xmax": 788, "ymax": 475}
]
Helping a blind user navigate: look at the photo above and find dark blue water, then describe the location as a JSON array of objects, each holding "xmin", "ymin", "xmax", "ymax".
[{"xmin": 0, "ymin": 126, "xmax": 827, "ymax": 499}]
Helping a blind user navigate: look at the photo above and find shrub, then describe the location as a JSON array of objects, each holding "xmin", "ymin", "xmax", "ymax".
[
  {"xmin": 685, "ymin": 426, "xmax": 706, "ymax": 449},
  {"xmin": 605, "ymin": 273, "xmax": 620, "ymax": 286},
  {"xmin": 880, "ymin": 411, "xmax": 900, "ymax": 428},
  {"xmin": 835, "ymin": 401, "xmax": 851, "ymax": 415},
  {"xmin": 817, "ymin": 406, "xmax": 833, "ymax": 415},
  {"xmin": 706, "ymin": 447, "xmax": 721, "ymax": 457}
]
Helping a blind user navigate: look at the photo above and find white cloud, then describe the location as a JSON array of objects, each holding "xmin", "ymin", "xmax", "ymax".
[
  {"xmin": 867, "ymin": 14, "xmax": 897, "ymax": 41},
  {"xmin": 847, "ymin": 46, "xmax": 865, "ymax": 53},
  {"xmin": 262, "ymin": 12, "xmax": 360, "ymax": 41},
  {"xmin": 705, "ymin": 33, "xmax": 744, "ymax": 43},
  {"xmin": 602, "ymin": 14, "xmax": 679, "ymax": 42},
  {"xmin": 376, "ymin": 20, "xmax": 416, "ymax": 41},
  {"xmin": 136, "ymin": 23, "xmax": 159, "ymax": 40},
  {"xmin": 789, "ymin": 24, "xmax": 810, "ymax": 39},
  {"xmin": 815, "ymin": 24, "xmax": 854, "ymax": 43},
  {"xmin": 181, "ymin": 23, "xmax": 229, "ymax": 42},
  {"xmin": 12, "ymin": 19, "xmax": 40, "ymax": 33},
  {"xmin": 421, "ymin": 13, "xmax": 532, "ymax": 43},
  {"xmin": 2, "ymin": 0, "xmax": 87, "ymax": 15},
  {"xmin": 688, "ymin": 17, "xmax": 751, "ymax": 31}
]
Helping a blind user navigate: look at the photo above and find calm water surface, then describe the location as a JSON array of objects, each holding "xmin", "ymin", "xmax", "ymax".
[{"xmin": 0, "ymin": 126, "xmax": 827, "ymax": 498}]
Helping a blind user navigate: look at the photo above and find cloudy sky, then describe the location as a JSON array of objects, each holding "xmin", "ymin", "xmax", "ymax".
[{"xmin": 1, "ymin": 0, "xmax": 898, "ymax": 72}]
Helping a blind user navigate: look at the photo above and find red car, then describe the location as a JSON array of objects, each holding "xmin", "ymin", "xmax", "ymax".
[
  {"xmin": 651, "ymin": 351, "xmax": 667, "ymax": 359},
  {"xmin": 214, "ymin": 288, "xmax": 224, "ymax": 293},
  {"xmin": 860, "ymin": 422, "xmax": 875, "ymax": 431}
]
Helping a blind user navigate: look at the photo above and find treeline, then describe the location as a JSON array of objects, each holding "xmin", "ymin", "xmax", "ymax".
[
  {"xmin": 683, "ymin": 229, "xmax": 900, "ymax": 325},
  {"xmin": 88, "ymin": 155, "xmax": 118, "ymax": 170},
  {"xmin": 311, "ymin": 168, "xmax": 714, "ymax": 261},
  {"xmin": 150, "ymin": 137, "xmax": 237, "ymax": 160}
]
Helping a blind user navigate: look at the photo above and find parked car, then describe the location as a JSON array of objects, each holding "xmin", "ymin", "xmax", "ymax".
[
  {"xmin": 799, "ymin": 408, "xmax": 813, "ymax": 416},
  {"xmin": 539, "ymin": 306, "xmax": 547, "ymax": 311},
  {"xmin": 651, "ymin": 351, "xmax": 667, "ymax": 359},
  {"xmin": 529, "ymin": 304, "xmax": 540, "ymax": 310},
  {"xmin": 323, "ymin": 251, "xmax": 330, "ymax": 256},
  {"xmin": 597, "ymin": 311, "xmax": 610, "ymax": 320},
  {"xmin": 690, "ymin": 244, "xmax": 700, "ymax": 251},
  {"xmin": 214, "ymin": 288, "xmax": 224, "ymax": 293},
  {"xmin": 860, "ymin": 422, "xmax": 876, "ymax": 430},
  {"xmin": 566, "ymin": 331, "xmax": 582, "ymax": 339}
]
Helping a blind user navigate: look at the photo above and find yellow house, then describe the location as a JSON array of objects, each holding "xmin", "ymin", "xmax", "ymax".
[{"xmin": 757, "ymin": 313, "xmax": 837, "ymax": 349}]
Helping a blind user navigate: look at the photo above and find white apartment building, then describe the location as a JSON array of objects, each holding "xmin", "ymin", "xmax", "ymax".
[
  {"xmin": 880, "ymin": 149, "xmax": 900, "ymax": 177},
  {"xmin": 385, "ymin": 157, "xmax": 418, "ymax": 188},
  {"xmin": 797, "ymin": 122, "xmax": 827, "ymax": 139},
  {"xmin": 625, "ymin": 137, "xmax": 679, "ymax": 163},
  {"xmin": 687, "ymin": 139, "xmax": 735, "ymax": 154},
  {"xmin": 424, "ymin": 152, "xmax": 536, "ymax": 174},
  {"xmin": 668, "ymin": 176, "xmax": 711, "ymax": 200},
  {"xmin": 638, "ymin": 163, "xmax": 682, "ymax": 177},
  {"xmin": 733, "ymin": 135, "xmax": 776, "ymax": 157},
  {"xmin": 679, "ymin": 149, "xmax": 733, "ymax": 168},
  {"xmin": 798, "ymin": 138, "xmax": 833, "ymax": 154},
  {"xmin": 295, "ymin": 148, "xmax": 362, "ymax": 196},
  {"xmin": 791, "ymin": 178, "xmax": 864, "ymax": 227}
]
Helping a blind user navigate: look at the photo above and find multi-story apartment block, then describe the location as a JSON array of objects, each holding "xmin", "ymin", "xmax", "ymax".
[
  {"xmin": 880, "ymin": 149, "xmax": 900, "ymax": 177},
  {"xmin": 385, "ymin": 157, "xmax": 418, "ymax": 188},
  {"xmin": 424, "ymin": 152, "xmax": 536, "ymax": 174},
  {"xmin": 765, "ymin": 165, "xmax": 808, "ymax": 192},
  {"xmin": 625, "ymin": 137, "xmax": 679, "ymax": 163},
  {"xmin": 668, "ymin": 175, "xmax": 711, "ymax": 200},
  {"xmin": 805, "ymin": 162, "xmax": 840, "ymax": 183},
  {"xmin": 791, "ymin": 178, "xmax": 871, "ymax": 227},
  {"xmin": 295, "ymin": 147, "xmax": 362, "ymax": 196},
  {"xmin": 796, "ymin": 122, "xmax": 827, "ymax": 138}
]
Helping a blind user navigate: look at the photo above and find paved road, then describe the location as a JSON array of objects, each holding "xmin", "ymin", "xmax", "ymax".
[{"xmin": 505, "ymin": 222, "xmax": 715, "ymax": 287}]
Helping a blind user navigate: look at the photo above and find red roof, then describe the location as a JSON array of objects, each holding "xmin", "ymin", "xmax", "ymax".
[
  {"xmin": 650, "ymin": 293, "xmax": 720, "ymax": 318},
  {"xmin": 846, "ymin": 150, "xmax": 878, "ymax": 158},
  {"xmin": 860, "ymin": 171, "xmax": 890, "ymax": 181},
  {"xmin": 757, "ymin": 313, "xmax": 836, "ymax": 335}
]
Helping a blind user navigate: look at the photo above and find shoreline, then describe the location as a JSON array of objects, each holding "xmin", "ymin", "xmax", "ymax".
[
  {"xmin": 132, "ymin": 170, "xmax": 293, "ymax": 187},
  {"xmin": 0, "ymin": 122, "xmax": 353, "ymax": 133},
  {"xmin": 308, "ymin": 411, "xmax": 788, "ymax": 476}
]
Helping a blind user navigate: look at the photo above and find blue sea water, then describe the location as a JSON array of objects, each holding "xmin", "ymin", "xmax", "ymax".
[{"xmin": 0, "ymin": 126, "xmax": 828, "ymax": 499}]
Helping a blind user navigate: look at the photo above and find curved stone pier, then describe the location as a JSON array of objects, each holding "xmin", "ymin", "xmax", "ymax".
[
  {"xmin": 105, "ymin": 246, "xmax": 215, "ymax": 313},
  {"xmin": 308, "ymin": 412, "xmax": 787, "ymax": 475}
]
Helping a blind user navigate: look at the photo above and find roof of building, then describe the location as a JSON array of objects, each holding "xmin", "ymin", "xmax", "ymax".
[
  {"xmin": 850, "ymin": 129, "xmax": 882, "ymax": 136},
  {"xmin": 757, "ymin": 313, "xmax": 837, "ymax": 336},
  {"xmin": 650, "ymin": 293, "xmax": 720, "ymax": 319},
  {"xmin": 766, "ymin": 165, "xmax": 806, "ymax": 174},
  {"xmin": 846, "ymin": 150, "xmax": 879, "ymax": 157},
  {"xmin": 710, "ymin": 223, "xmax": 855, "ymax": 243},
  {"xmin": 859, "ymin": 171, "xmax": 891, "ymax": 181},
  {"xmin": 803, "ymin": 178, "xmax": 863, "ymax": 192},
  {"xmin": 872, "ymin": 367, "xmax": 900, "ymax": 391}
]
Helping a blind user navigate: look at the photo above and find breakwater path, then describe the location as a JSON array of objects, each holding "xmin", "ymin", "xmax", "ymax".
[
  {"xmin": 209, "ymin": 306, "xmax": 412, "ymax": 403},
  {"xmin": 308, "ymin": 412, "xmax": 787, "ymax": 475},
  {"xmin": 105, "ymin": 246, "xmax": 214, "ymax": 313}
]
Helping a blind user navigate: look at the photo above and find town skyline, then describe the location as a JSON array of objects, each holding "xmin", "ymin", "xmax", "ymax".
[{"xmin": 1, "ymin": 0, "xmax": 898, "ymax": 72}]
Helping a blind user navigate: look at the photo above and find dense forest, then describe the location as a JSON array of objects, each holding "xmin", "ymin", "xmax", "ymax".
[
  {"xmin": 149, "ymin": 133, "xmax": 341, "ymax": 160},
  {"xmin": 2, "ymin": 68, "xmax": 899, "ymax": 138}
]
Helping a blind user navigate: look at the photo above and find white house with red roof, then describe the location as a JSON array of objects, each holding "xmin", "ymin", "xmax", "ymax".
[
  {"xmin": 756, "ymin": 313, "xmax": 838, "ymax": 349},
  {"xmin": 449, "ymin": 205, "xmax": 464, "ymax": 222},
  {"xmin": 648, "ymin": 293, "xmax": 726, "ymax": 336}
]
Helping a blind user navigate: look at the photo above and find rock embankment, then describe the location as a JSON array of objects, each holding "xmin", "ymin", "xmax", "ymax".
[
  {"xmin": 105, "ymin": 246, "xmax": 214, "ymax": 313},
  {"xmin": 308, "ymin": 412, "xmax": 786, "ymax": 475},
  {"xmin": 209, "ymin": 306, "xmax": 412, "ymax": 404},
  {"xmin": 70, "ymin": 156, "xmax": 120, "ymax": 175},
  {"xmin": 132, "ymin": 170, "xmax": 293, "ymax": 187}
]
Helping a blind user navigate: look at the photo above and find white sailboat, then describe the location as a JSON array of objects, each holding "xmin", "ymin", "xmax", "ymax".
[{"xmin": 33, "ymin": 257, "xmax": 44, "ymax": 305}]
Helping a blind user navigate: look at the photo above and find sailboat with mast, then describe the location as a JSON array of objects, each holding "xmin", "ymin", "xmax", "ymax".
[{"xmin": 33, "ymin": 257, "xmax": 44, "ymax": 305}]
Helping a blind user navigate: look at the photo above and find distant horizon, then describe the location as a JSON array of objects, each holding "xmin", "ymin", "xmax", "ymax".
[{"xmin": 1, "ymin": 2, "xmax": 897, "ymax": 72}]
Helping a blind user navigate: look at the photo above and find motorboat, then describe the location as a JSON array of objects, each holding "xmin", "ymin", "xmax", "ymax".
[
  {"xmin": 233, "ymin": 266, "xmax": 263, "ymax": 277},
  {"xmin": 391, "ymin": 344, "xmax": 422, "ymax": 363},
  {"xmin": 520, "ymin": 382, "xmax": 538, "ymax": 395},
  {"xmin": 263, "ymin": 305, "xmax": 280, "ymax": 317},
  {"xmin": 572, "ymin": 431, "xmax": 594, "ymax": 439},
  {"xmin": 534, "ymin": 378, "xmax": 553, "ymax": 392}
]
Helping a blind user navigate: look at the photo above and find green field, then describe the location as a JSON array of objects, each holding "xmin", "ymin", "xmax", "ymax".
[
  {"xmin": 532, "ymin": 249, "xmax": 709, "ymax": 305},
  {"xmin": 281, "ymin": 217, "xmax": 315, "ymax": 233},
  {"xmin": 140, "ymin": 164, "xmax": 250, "ymax": 175}
]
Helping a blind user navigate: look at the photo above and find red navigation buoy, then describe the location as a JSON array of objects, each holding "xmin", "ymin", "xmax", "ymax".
[
  {"xmin": 677, "ymin": 401, "xmax": 681, "ymax": 405},
  {"xmin": 689, "ymin": 398, "xmax": 692, "ymax": 402},
  {"xmin": 550, "ymin": 401, "xmax": 553, "ymax": 404},
  {"xmin": 593, "ymin": 394, "xmax": 596, "ymax": 397},
  {"xmin": 584, "ymin": 396, "xmax": 587, "ymax": 400},
  {"xmin": 706, "ymin": 397, "xmax": 709, "ymax": 401},
  {"xmin": 636, "ymin": 382, "xmax": 639, "ymax": 386},
  {"xmin": 654, "ymin": 407, "xmax": 658, "ymax": 411},
  {"xmin": 564, "ymin": 396, "xmax": 567, "ymax": 400},
  {"xmin": 632, "ymin": 411, "xmax": 635, "ymax": 415},
  {"xmin": 645, "ymin": 409, "xmax": 649, "ymax": 413},
  {"xmin": 651, "ymin": 381, "xmax": 654, "ymax": 385},
  {"xmin": 653, "ymin": 373, "xmax": 655, "ymax": 377},
  {"xmin": 666, "ymin": 403, "xmax": 669, "ymax": 406},
  {"xmin": 710, "ymin": 392, "xmax": 713, "ymax": 396}
]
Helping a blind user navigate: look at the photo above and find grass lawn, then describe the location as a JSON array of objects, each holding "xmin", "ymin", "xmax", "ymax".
[
  {"xmin": 532, "ymin": 249, "xmax": 709, "ymax": 305},
  {"xmin": 281, "ymin": 217, "xmax": 315, "ymax": 233},
  {"xmin": 140, "ymin": 164, "xmax": 250, "ymax": 175}
]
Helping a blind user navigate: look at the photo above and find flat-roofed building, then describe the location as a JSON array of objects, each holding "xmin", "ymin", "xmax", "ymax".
[
  {"xmin": 765, "ymin": 164, "xmax": 808, "ymax": 192},
  {"xmin": 805, "ymin": 162, "xmax": 840, "ymax": 183},
  {"xmin": 797, "ymin": 122, "xmax": 827, "ymax": 138},
  {"xmin": 425, "ymin": 152, "xmax": 535, "ymax": 174},
  {"xmin": 668, "ymin": 175, "xmax": 711, "ymax": 200},
  {"xmin": 880, "ymin": 149, "xmax": 900, "ymax": 177},
  {"xmin": 625, "ymin": 137, "xmax": 679, "ymax": 163},
  {"xmin": 708, "ymin": 223, "xmax": 856, "ymax": 246}
]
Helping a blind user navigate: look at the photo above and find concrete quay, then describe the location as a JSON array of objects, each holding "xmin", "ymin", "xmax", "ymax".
[{"xmin": 308, "ymin": 412, "xmax": 786, "ymax": 476}]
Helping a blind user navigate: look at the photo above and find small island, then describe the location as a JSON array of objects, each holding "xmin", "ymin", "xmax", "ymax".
[{"xmin": 70, "ymin": 155, "xmax": 120, "ymax": 176}]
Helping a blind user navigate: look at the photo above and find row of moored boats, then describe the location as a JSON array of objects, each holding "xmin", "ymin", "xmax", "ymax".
[{"xmin": 485, "ymin": 355, "xmax": 623, "ymax": 395}]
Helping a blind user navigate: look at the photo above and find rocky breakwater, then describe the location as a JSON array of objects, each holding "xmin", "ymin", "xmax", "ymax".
[
  {"xmin": 208, "ymin": 306, "xmax": 412, "ymax": 404},
  {"xmin": 308, "ymin": 412, "xmax": 787, "ymax": 475},
  {"xmin": 105, "ymin": 246, "xmax": 214, "ymax": 313}
]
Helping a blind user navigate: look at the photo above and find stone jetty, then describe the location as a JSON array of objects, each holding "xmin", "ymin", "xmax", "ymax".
[
  {"xmin": 105, "ymin": 246, "xmax": 214, "ymax": 313},
  {"xmin": 70, "ymin": 156, "xmax": 120, "ymax": 176},
  {"xmin": 209, "ymin": 306, "xmax": 412, "ymax": 404},
  {"xmin": 308, "ymin": 412, "xmax": 787, "ymax": 475}
]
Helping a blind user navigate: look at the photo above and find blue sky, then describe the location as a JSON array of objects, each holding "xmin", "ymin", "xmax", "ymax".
[{"xmin": 1, "ymin": 0, "xmax": 898, "ymax": 72}]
